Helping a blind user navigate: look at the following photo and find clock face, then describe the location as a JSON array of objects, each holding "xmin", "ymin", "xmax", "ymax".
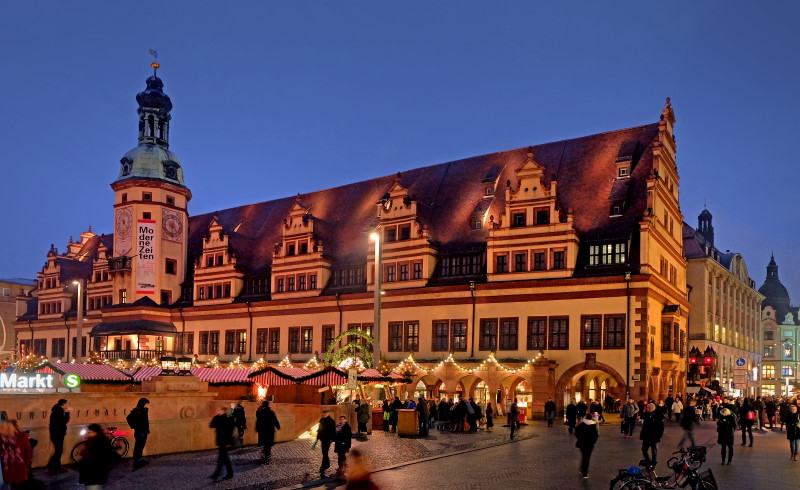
[
  {"xmin": 114, "ymin": 207, "xmax": 133, "ymax": 255},
  {"xmin": 162, "ymin": 209, "xmax": 183, "ymax": 243}
]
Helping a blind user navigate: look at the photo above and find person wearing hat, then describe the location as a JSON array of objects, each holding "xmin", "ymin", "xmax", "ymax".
[
  {"xmin": 316, "ymin": 408, "xmax": 337, "ymax": 478},
  {"xmin": 717, "ymin": 407, "xmax": 737, "ymax": 465},
  {"xmin": 126, "ymin": 397, "xmax": 151, "ymax": 469}
]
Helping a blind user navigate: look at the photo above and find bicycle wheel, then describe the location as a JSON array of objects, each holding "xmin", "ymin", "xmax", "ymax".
[
  {"xmin": 619, "ymin": 479, "xmax": 656, "ymax": 490},
  {"xmin": 71, "ymin": 441, "xmax": 87, "ymax": 463},
  {"xmin": 691, "ymin": 480, "xmax": 717, "ymax": 490},
  {"xmin": 610, "ymin": 474, "xmax": 633, "ymax": 490},
  {"xmin": 111, "ymin": 436, "xmax": 130, "ymax": 459}
]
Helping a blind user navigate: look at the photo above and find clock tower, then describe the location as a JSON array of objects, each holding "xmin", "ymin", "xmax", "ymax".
[{"xmin": 109, "ymin": 63, "xmax": 191, "ymax": 306}]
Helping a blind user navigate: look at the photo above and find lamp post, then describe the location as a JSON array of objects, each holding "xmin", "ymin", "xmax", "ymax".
[
  {"xmin": 176, "ymin": 355, "xmax": 193, "ymax": 376},
  {"xmin": 72, "ymin": 280, "xmax": 85, "ymax": 363},
  {"xmin": 160, "ymin": 355, "xmax": 177, "ymax": 375},
  {"xmin": 370, "ymin": 232, "xmax": 382, "ymax": 368}
]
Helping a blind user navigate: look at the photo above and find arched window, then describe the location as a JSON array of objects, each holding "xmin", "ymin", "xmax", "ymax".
[{"xmin": 148, "ymin": 115, "xmax": 155, "ymax": 137}]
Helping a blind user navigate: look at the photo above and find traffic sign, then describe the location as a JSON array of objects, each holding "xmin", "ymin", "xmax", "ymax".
[
  {"xmin": 346, "ymin": 369, "xmax": 358, "ymax": 390},
  {"xmin": 64, "ymin": 373, "xmax": 81, "ymax": 389},
  {"xmin": 735, "ymin": 358, "xmax": 746, "ymax": 367}
]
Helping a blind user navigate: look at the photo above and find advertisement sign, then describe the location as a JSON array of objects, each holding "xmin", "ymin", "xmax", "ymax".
[
  {"xmin": 733, "ymin": 368, "xmax": 747, "ymax": 387},
  {"xmin": 136, "ymin": 219, "xmax": 156, "ymax": 294},
  {"xmin": 0, "ymin": 372, "xmax": 55, "ymax": 390}
]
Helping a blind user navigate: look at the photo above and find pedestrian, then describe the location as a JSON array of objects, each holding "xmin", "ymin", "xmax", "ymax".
[
  {"xmin": 232, "ymin": 401, "xmax": 247, "ymax": 446},
  {"xmin": 255, "ymin": 401, "xmax": 280, "ymax": 463},
  {"xmin": 334, "ymin": 415, "xmax": 352, "ymax": 476},
  {"xmin": 468, "ymin": 398, "xmax": 481, "ymax": 432},
  {"xmin": 317, "ymin": 408, "xmax": 337, "ymax": 478},
  {"xmin": 640, "ymin": 403, "xmax": 664, "ymax": 464},
  {"xmin": 209, "ymin": 407, "xmax": 234, "ymax": 481},
  {"xmin": 678, "ymin": 400, "xmax": 699, "ymax": 449},
  {"xmin": 754, "ymin": 396, "xmax": 764, "ymax": 430},
  {"xmin": 740, "ymin": 399, "xmax": 755, "ymax": 447},
  {"xmin": 46, "ymin": 398, "xmax": 69, "ymax": 471},
  {"xmin": 509, "ymin": 398, "xmax": 519, "ymax": 439},
  {"xmin": 0, "ymin": 417, "xmax": 32, "ymax": 487},
  {"xmin": 486, "ymin": 403, "xmax": 494, "ymax": 430},
  {"xmin": 417, "ymin": 397, "xmax": 429, "ymax": 436},
  {"xmin": 605, "ymin": 393, "xmax": 615, "ymax": 414},
  {"xmin": 665, "ymin": 394, "xmax": 675, "ymax": 416},
  {"xmin": 565, "ymin": 399, "xmax": 578, "ymax": 434},
  {"xmin": 77, "ymin": 423, "xmax": 113, "ymax": 490},
  {"xmin": 437, "ymin": 398, "xmax": 449, "ymax": 431},
  {"xmin": 390, "ymin": 397, "xmax": 402, "ymax": 433},
  {"xmin": 126, "ymin": 397, "xmax": 151, "ymax": 470},
  {"xmin": 574, "ymin": 412, "xmax": 599, "ymax": 479},
  {"xmin": 785, "ymin": 404, "xmax": 800, "ymax": 461},
  {"xmin": 717, "ymin": 408, "xmax": 736, "ymax": 465},
  {"xmin": 576, "ymin": 399, "xmax": 587, "ymax": 420},
  {"xmin": 766, "ymin": 398, "xmax": 777, "ymax": 429},
  {"xmin": 590, "ymin": 398, "xmax": 604, "ymax": 423},
  {"xmin": 544, "ymin": 398, "xmax": 556, "ymax": 427},
  {"xmin": 779, "ymin": 400, "xmax": 788, "ymax": 431},
  {"xmin": 672, "ymin": 397, "xmax": 683, "ymax": 423},
  {"xmin": 621, "ymin": 397, "xmax": 639, "ymax": 439},
  {"xmin": 345, "ymin": 449, "xmax": 379, "ymax": 490},
  {"xmin": 355, "ymin": 400, "xmax": 370, "ymax": 437}
]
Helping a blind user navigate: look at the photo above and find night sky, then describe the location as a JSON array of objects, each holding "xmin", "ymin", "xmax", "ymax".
[{"xmin": 1, "ymin": 2, "xmax": 797, "ymax": 298}]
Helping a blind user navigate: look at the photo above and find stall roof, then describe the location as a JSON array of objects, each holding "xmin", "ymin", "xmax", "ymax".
[{"xmin": 34, "ymin": 362, "xmax": 131, "ymax": 381}]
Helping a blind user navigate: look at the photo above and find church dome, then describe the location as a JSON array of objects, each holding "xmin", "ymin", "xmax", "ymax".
[
  {"xmin": 116, "ymin": 144, "xmax": 185, "ymax": 187},
  {"xmin": 136, "ymin": 76, "xmax": 172, "ymax": 112},
  {"xmin": 759, "ymin": 255, "xmax": 791, "ymax": 318}
]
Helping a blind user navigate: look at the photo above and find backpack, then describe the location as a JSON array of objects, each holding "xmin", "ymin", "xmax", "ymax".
[{"xmin": 746, "ymin": 411, "xmax": 756, "ymax": 421}]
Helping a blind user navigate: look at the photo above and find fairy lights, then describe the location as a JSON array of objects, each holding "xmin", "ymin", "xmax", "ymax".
[{"xmin": 278, "ymin": 355, "xmax": 293, "ymax": 368}]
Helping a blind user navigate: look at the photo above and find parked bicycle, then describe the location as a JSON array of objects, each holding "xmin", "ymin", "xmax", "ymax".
[
  {"xmin": 71, "ymin": 426, "xmax": 130, "ymax": 463},
  {"xmin": 610, "ymin": 446, "xmax": 717, "ymax": 490}
]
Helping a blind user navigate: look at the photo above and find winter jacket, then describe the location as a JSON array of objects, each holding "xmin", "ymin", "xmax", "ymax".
[
  {"xmin": 786, "ymin": 411, "xmax": 800, "ymax": 441},
  {"xmin": 640, "ymin": 410, "xmax": 665, "ymax": 444},
  {"xmin": 621, "ymin": 402, "xmax": 639, "ymax": 418},
  {"xmin": 210, "ymin": 414, "xmax": 234, "ymax": 447},
  {"xmin": 565, "ymin": 404, "xmax": 578, "ymax": 423},
  {"xmin": 255, "ymin": 406, "xmax": 281, "ymax": 446},
  {"xmin": 574, "ymin": 419, "xmax": 599, "ymax": 448},
  {"xmin": 335, "ymin": 422, "xmax": 352, "ymax": 454},
  {"xmin": 575, "ymin": 401, "xmax": 587, "ymax": 418},
  {"xmin": 127, "ymin": 400, "xmax": 151, "ymax": 434},
  {"xmin": 232, "ymin": 405, "xmax": 247, "ymax": 429},
  {"xmin": 717, "ymin": 414, "xmax": 736, "ymax": 445},
  {"xmin": 49, "ymin": 404, "xmax": 70, "ymax": 436},
  {"xmin": 672, "ymin": 400, "xmax": 684, "ymax": 414},
  {"xmin": 680, "ymin": 406, "xmax": 698, "ymax": 430},
  {"xmin": 357, "ymin": 403, "xmax": 371, "ymax": 424},
  {"xmin": 78, "ymin": 434, "xmax": 112, "ymax": 486},
  {"xmin": 417, "ymin": 401, "xmax": 429, "ymax": 419},
  {"xmin": 317, "ymin": 415, "xmax": 337, "ymax": 442}
]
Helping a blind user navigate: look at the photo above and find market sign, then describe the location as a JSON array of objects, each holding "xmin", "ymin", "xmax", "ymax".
[{"xmin": 0, "ymin": 372, "xmax": 55, "ymax": 389}]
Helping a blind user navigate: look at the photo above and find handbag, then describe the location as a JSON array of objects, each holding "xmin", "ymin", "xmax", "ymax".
[{"xmin": 383, "ymin": 411, "xmax": 390, "ymax": 421}]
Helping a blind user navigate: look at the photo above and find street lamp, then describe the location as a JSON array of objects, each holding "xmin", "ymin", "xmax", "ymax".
[
  {"xmin": 159, "ymin": 355, "xmax": 177, "ymax": 375},
  {"xmin": 176, "ymin": 355, "xmax": 193, "ymax": 375},
  {"xmin": 370, "ymin": 231, "xmax": 381, "ymax": 368},
  {"xmin": 72, "ymin": 280, "xmax": 85, "ymax": 363}
]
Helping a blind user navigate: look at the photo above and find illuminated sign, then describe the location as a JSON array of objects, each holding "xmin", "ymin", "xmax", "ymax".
[
  {"xmin": 0, "ymin": 373, "xmax": 54, "ymax": 389},
  {"xmin": 64, "ymin": 373, "xmax": 81, "ymax": 389}
]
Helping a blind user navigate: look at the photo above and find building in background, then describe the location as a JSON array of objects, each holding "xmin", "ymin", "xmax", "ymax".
[
  {"xmin": 683, "ymin": 210, "xmax": 763, "ymax": 397},
  {"xmin": 16, "ymin": 66, "xmax": 691, "ymax": 409},
  {"xmin": 0, "ymin": 278, "xmax": 35, "ymax": 358},
  {"xmin": 759, "ymin": 256, "xmax": 799, "ymax": 397}
]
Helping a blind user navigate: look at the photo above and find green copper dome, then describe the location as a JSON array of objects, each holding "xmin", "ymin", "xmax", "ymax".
[{"xmin": 115, "ymin": 144, "xmax": 185, "ymax": 187}]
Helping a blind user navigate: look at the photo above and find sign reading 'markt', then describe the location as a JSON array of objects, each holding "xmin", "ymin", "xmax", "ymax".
[{"xmin": 0, "ymin": 372, "xmax": 54, "ymax": 389}]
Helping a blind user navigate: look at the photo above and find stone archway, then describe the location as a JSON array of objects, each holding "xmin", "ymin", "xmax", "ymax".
[{"xmin": 555, "ymin": 361, "xmax": 626, "ymax": 412}]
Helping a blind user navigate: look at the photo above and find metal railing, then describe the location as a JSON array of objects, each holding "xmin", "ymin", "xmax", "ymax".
[{"xmin": 98, "ymin": 349, "xmax": 172, "ymax": 360}]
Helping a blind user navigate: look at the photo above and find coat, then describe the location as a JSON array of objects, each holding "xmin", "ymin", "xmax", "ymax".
[
  {"xmin": 417, "ymin": 401, "xmax": 429, "ymax": 419},
  {"xmin": 740, "ymin": 405, "xmax": 755, "ymax": 427},
  {"xmin": 717, "ymin": 414, "xmax": 736, "ymax": 445},
  {"xmin": 49, "ymin": 404, "xmax": 70, "ymax": 436},
  {"xmin": 0, "ymin": 423, "xmax": 31, "ymax": 485},
  {"xmin": 544, "ymin": 401, "xmax": 556, "ymax": 418},
  {"xmin": 680, "ymin": 406, "xmax": 698, "ymax": 430},
  {"xmin": 127, "ymin": 406, "xmax": 150, "ymax": 434},
  {"xmin": 255, "ymin": 406, "xmax": 281, "ymax": 447},
  {"xmin": 640, "ymin": 410, "xmax": 665, "ymax": 444},
  {"xmin": 335, "ymin": 423, "xmax": 352, "ymax": 454},
  {"xmin": 232, "ymin": 405, "xmax": 247, "ymax": 429},
  {"xmin": 574, "ymin": 420, "xmax": 599, "ymax": 449},
  {"xmin": 210, "ymin": 414, "xmax": 234, "ymax": 447},
  {"xmin": 621, "ymin": 402, "xmax": 639, "ymax": 418},
  {"xmin": 78, "ymin": 435, "xmax": 112, "ymax": 485},
  {"xmin": 317, "ymin": 416, "xmax": 337, "ymax": 442},
  {"xmin": 786, "ymin": 411, "xmax": 800, "ymax": 441},
  {"xmin": 356, "ymin": 403, "xmax": 371, "ymax": 424},
  {"xmin": 565, "ymin": 404, "xmax": 577, "ymax": 423}
]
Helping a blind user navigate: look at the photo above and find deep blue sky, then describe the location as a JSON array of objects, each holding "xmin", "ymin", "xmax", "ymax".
[{"xmin": 1, "ymin": 2, "xmax": 798, "ymax": 297}]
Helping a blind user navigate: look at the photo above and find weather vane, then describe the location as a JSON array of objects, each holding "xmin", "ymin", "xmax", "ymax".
[{"xmin": 149, "ymin": 49, "xmax": 159, "ymax": 75}]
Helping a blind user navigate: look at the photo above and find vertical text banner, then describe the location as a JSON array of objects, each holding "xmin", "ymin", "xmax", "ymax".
[{"xmin": 137, "ymin": 219, "xmax": 156, "ymax": 294}]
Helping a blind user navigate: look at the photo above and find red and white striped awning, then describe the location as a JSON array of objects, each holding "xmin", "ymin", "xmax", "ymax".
[
  {"xmin": 298, "ymin": 368, "xmax": 346, "ymax": 387},
  {"xmin": 129, "ymin": 366, "xmax": 162, "ymax": 382},
  {"xmin": 190, "ymin": 368, "xmax": 253, "ymax": 383},
  {"xmin": 248, "ymin": 367, "xmax": 310, "ymax": 386},
  {"xmin": 41, "ymin": 363, "xmax": 131, "ymax": 381}
]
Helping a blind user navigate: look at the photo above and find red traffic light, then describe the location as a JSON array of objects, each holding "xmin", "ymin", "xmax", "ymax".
[
  {"xmin": 704, "ymin": 357, "xmax": 713, "ymax": 365},
  {"xmin": 689, "ymin": 357, "xmax": 697, "ymax": 364}
]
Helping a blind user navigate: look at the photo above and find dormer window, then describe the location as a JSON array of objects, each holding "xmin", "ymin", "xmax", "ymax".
[
  {"xmin": 618, "ymin": 167, "xmax": 628, "ymax": 177},
  {"xmin": 588, "ymin": 242, "xmax": 627, "ymax": 266},
  {"xmin": 485, "ymin": 186, "xmax": 494, "ymax": 196},
  {"xmin": 512, "ymin": 212, "xmax": 526, "ymax": 228},
  {"xmin": 473, "ymin": 218, "xmax": 483, "ymax": 230},
  {"xmin": 611, "ymin": 203, "xmax": 624, "ymax": 216}
]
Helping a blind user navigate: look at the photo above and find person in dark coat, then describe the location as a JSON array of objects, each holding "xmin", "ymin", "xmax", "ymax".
[
  {"xmin": 317, "ymin": 408, "xmax": 337, "ymax": 478},
  {"xmin": 786, "ymin": 404, "xmax": 800, "ymax": 460},
  {"xmin": 509, "ymin": 399, "xmax": 520, "ymax": 439},
  {"xmin": 417, "ymin": 397, "xmax": 429, "ymax": 436},
  {"xmin": 232, "ymin": 401, "xmax": 247, "ymax": 444},
  {"xmin": 574, "ymin": 412, "xmax": 599, "ymax": 479},
  {"xmin": 740, "ymin": 399, "xmax": 755, "ymax": 447},
  {"xmin": 126, "ymin": 397, "xmax": 150, "ymax": 469},
  {"xmin": 640, "ymin": 403, "xmax": 664, "ymax": 464},
  {"xmin": 621, "ymin": 397, "xmax": 639, "ymax": 438},
  {"xmin": 78, "ymin": 423, "xmax": 112, "ymax": 488},
  {"xmin": 590, "ymin": 399, "xmax": 604, "ymax": 423},
  {"xmin": 209, "ymin": 407, "xmax": 234, "ymax": 480},
  {"xmin": 544, "ymin": 398, "xmax": 556, "ymax": 427},
  {"xmin": 47, "ymin": 398, "xmax": 69, "ymax": 471},
  {"xmin": 565, "ymin": 399, "xmax": 578, "ymax": 434},
  {"xmin": 717, "ymin": 407, "xmax": 737, "ymax": 464},
  {"xmin": 678, "ymin": 400, "xmax": 698, "ymax": 449},
  {"xmin": 255, "ymin": 401, "xmax": 280, "ymax": 463},
  {"xmin": 485, "ymin": 403, "xmax": 494, "ymax": 430},
  {"xmin": 389, "ymin": 397, "xmax": 403, "ymax": 432},
  {"xmin": 765, "ymin": 399, "xmax": 777, "ymax": 429},
  {"xmin": 381, "ymin": 400, "xmax": 391, "ymax": 431},
  {"xmin": 779, "ymin": 400, "xmax": 789, "ymax": 431},
  {"xmin": 355, "ymin": 401, "xmax": 371, "ymax": 437},
  {"xmin": 437, "ymin": 399, "xmax": 450, "ymax": 431},
  {"xmin": 575, "ymin": 400, "xmax": 587, "ymax": 419},
  {"xmin": 334, "ymin": 415, "xmax": 353, "ymax": 475}
]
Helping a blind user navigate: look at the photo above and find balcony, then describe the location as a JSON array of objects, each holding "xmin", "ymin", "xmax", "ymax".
[
  {"xmin": 108, "ymin": 256, "xmax": 132, "ymax": 272},
  {"xmin": 98, "ymin": 349, "xmax": 172, "ymax": 360}
]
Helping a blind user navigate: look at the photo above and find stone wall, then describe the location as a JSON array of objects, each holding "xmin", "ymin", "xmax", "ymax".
[{"xmin": 0, "ymin": 392, "xmax": 346, "ymax": 468}]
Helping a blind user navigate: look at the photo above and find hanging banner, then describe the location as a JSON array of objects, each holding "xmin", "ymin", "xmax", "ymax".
[{"xmin": 136, "ymin": 219, "xmax": 156, "ymax": 294}]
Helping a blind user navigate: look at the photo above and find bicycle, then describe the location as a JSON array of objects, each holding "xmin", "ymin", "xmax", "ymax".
[
  {"xmin": 610, "ymin": 446, "xmax": 716, "ymax": 490},
  {"xmin": 71, "ymin": 426, "xmax": 130, "ymax": 463}
]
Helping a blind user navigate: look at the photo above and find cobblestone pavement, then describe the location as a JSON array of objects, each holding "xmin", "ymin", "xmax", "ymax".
[
  {"xmin": 339, "ymin": 419, "xmax": 798, "ymax": 490},
  {"xmin": 38, "ymin": 418, "xmax": 799, "ymax": 489},
  {"xmin": 38, "ymin": 426, "xmax": 530, "ymax": 489}
]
